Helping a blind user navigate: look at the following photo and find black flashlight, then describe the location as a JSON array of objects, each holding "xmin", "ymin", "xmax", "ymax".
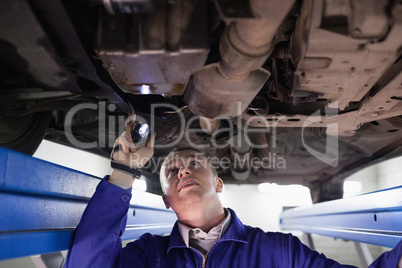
[{"xmin": 131, "ymin": 123, "xmax": 151, "ymax": 148}]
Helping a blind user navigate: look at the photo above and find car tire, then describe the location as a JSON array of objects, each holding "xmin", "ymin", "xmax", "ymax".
[
  {"xmin": 0, "ymin": 111, "xmax": 52, "ymax": 155},
  {"xmin": 310, "ymin": 181, "xmax": 344, "ymax": 203},
  {"xmin": 143, "ymin": 171, "xmax": 163, "ymax": 195}
]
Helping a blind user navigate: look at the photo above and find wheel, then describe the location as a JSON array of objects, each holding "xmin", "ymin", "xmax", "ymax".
[
  {"xmin": 143, "ymin": 171, "xmax": 163, "ymax": 195},
  {"xmin": 309, "ymin": 181, "xmax": 344, "ymax": 203},
  {"xmin": 0, "ymin": 111, "xmax": 52, "ymax": 155}
]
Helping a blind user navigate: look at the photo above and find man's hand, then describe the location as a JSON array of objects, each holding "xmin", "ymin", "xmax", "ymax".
[
  {"xmin": 112, "ymin": 116, "xmax": 155, "ymax": 169},
  {"xmin": 108, "ymin": 116, "xmax": 155, "ymax": 188}
]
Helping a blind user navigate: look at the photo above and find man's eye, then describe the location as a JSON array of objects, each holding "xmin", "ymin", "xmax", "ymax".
[
  {"xmin": 169, "ymin": 167, "xmax": 178, "ymax": 173},
  {"xmin": 190, "ymin": 161, "xmax": 200, "ymax": 167}
]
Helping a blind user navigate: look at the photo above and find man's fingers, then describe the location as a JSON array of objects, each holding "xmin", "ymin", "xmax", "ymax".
[
  {"xmin": 114, "ymin": 133, "xmax": 136, "ymax": 154},
  {"xmin": 111, "ymin": 123, "xmax": 154, "ymax": 169},
  {"xmin": 120, "ymin": 139, "xmax": 129, "ymax": 154},
  {"xmin": 122, "ymin": 131, "xmax": 138, "ymax": 152},
  {"xmin": 145, "ymin": 133, "xmax": 156, "ymax": 149},
  {"xmin": 125, "ymin": 115, "xmax": 136, "ymax": 132}
]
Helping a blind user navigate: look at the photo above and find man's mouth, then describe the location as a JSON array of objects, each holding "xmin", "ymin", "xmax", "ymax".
[{"xmin": 178, "ymin": 180, "xmax": 198, "ymax": 192}]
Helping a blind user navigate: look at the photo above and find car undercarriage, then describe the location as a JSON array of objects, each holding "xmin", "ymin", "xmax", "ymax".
[{"xmin": 1, "ymin": 0, "xmax": 401, "ymax": 202}]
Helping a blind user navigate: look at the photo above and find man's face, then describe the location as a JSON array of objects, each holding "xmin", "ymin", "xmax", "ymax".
[{"xmin": 160, "ymin": 150, "xmax": 223, "ymax": 211}]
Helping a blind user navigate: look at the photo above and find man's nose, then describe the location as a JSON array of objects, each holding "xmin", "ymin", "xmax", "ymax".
[{"xmin": 178, "ymin": 166, "xmax": 190, "ymax": 179}]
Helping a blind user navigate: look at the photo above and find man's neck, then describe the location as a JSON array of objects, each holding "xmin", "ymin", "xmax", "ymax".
[{"xmin": 176, "ymin": 203, "xmax": 226, "ymax": 233}]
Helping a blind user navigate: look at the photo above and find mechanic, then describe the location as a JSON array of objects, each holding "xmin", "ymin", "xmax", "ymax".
[{"xmin": 64, "ymin": 118, "xmax": 402, "ymax": 268}]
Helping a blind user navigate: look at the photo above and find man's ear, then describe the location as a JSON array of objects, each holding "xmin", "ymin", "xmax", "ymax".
[
  {"xmin": 162, "ymin": 194, "xmax": 171, "ymax": 209},
  {"xmin": 216, "ymin": 177, "xmax": 224, "ymax": 193}
]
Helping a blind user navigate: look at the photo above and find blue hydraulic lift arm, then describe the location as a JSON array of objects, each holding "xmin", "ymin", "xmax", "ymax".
[
  {"xmin": 279, "ymin": 184, "xmax": 402, "ymax": 248},
  {"xmin": 0, "ymin": 147, "xmax": 177, "ymax": 261}
]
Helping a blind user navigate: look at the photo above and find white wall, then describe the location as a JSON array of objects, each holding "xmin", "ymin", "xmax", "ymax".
[
  {"xmin": 377, "ymin": 156, "xmax": 402, "ymax": 189},
  {"xmin": 33, "ymin": 140, "xmax": 112, "ymax": 178},
  {"xmin": 220, "ymin": 184, "xmax": 312, "ymax": 232}
]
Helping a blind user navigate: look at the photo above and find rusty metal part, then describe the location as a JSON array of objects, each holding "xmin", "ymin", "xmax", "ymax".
[
  {"xmin": 247, "ymin": 96, "xmax": 269, "ymax": 116},
  {"xmin": 103, "ymin": 0, "xmax": 160, "ymax": 14},
  {"xmin": 97, "ymin": 0, "xmax": 209, "ymax": 97},
  {"xmin": 350, "ymin": 0, "xmax": 389, "ymax": 39},
  {"xmin": 184, "ymin": 64, "xmax": 270, "ymax": 118},
  {"xmin": 0, "ymin": 88, "xmax": 75, "ymax": 102},
  {"xmin": 240, "ymin": 101, "xmax": 402, "ymax": 137},
  {"xmin": 213, "ymin": 0, "xmax": 254, "ymax": 22},
  {"xmin": 199, "ymin": 117, "xmax": 221, "ymax": 135},
  {"xmin": 358, "ymin": 56, "xmax": 402, "ymax": 115},
  {"xmin": 0, "ymin": 0, "xmax": 77, "ymax": 92},
  {"xmin": 230, "ymin": 131, "xmax": 252, "ymax": 181},
  {"xmin": 30, "ymin": 0, "xmax": 124, "ymax": 103},
  {"xmin": 290, "ymin": 0, "xmax": 401, "ymax": 111},
  {"xmin": 185, "ymin": 0, "xmax": 296, "ymax": 118}
]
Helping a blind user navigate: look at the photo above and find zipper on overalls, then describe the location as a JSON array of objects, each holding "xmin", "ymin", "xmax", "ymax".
[
  {"xmin": 202, "ymin": 254, "xmax": 206, "ymax": 268},
  {"xmin": 191, "ymin": 242, "xmax": 216, "ymax": 268}
]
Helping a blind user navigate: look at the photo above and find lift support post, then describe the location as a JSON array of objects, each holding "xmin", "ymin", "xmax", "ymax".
[
  {"xmin": 280, "ymin": 185, "xmax": 402, "ymax": 265},
  {"xmin": 280, "ymin": 185, "xmax": 402, "ymax": 248},
  {"xmin": 0, "ymin": 147, "xmax": 177, "ymax": 261}
]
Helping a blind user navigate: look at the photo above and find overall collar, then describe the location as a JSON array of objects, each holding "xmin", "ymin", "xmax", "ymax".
[
  {"xmin": 177, "ymin": 208, "xmax": 232, "ymax": 248},
  {"xmin": 167, "ymin": 208, "xmax": 249, "ymax": 255}
]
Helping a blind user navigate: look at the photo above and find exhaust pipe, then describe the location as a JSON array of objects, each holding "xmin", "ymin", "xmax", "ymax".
[{"xmin": 185, "ymin": 0, "xmax": 296, "ymax": 118}]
